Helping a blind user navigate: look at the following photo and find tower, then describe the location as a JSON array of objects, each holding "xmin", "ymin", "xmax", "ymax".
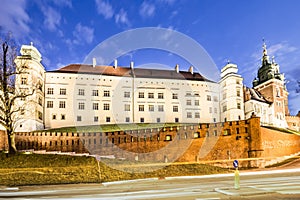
[
  {"xmin": 220, "ymin": 62, "xmax": 245, "ymax": 122},
  {"xmin": 14, "ymin": 43, "xmax": 45, "ymax": 132},
  {"xmin": 252, "ymin": 41, "xmax": 289, "ymax": 127}
]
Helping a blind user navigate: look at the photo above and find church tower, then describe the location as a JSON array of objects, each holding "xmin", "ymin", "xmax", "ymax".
[
  {"xmin": 220, "ymin": 62, "xmax": 245, "ymax": 122},
  {"xmin": 14, "ymin": 43, "xmax": 46, "ymax": 132},
  {"xmin": 252, "ymin": 41, "xmax": 289, "ymax": 127}
]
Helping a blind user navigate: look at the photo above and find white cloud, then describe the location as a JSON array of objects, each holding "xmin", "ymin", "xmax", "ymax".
[
  {"xmin": 95, "ymin": 0, "xmax": 114, "ymax": 19},
  {"xmin": 41, "ymin": 6, "xmax": 62, "ymax": 31},
  {"xmin": 115, "ymin": 9, "xmax": 130, "ymax": 26},
  {"xmin": 73, "ymin": 23, "xmax": 94, "ymax": 44},
  {"xmin": 0, "ymin": 0, "xmax": 30, "ymax": 37},
  {"xmin": 139, "ymin": 1, "xmax": 156, "ymax": 18}
]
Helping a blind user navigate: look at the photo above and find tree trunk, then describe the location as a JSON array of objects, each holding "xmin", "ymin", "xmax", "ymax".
[{"xmin": 7, "ymin": 130, "xmax": 17, "ymax": 154}]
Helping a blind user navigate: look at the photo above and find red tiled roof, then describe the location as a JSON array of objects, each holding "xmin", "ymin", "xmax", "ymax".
[{"xmin": 50, "ymin": 64, "xmax": 212, "ymax": 82}]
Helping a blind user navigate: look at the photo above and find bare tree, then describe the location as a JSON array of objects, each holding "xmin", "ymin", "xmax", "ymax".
[{"xmin": 0, "ymin": 34, "xmax": 35, "ymax": 154}]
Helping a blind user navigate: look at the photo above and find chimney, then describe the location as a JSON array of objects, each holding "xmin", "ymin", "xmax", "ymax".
[
  {"xmin": 189, "ymin": 66, "xmax": 194, "ymax": 74},
  {"xmin": 175, "ymin": 64, "xmax": 179, "ymax": 73},
  {"xmin": 130, "ymin": 61, "xmax": 134, "ymax": 69},
  {"xmin": 92, "ymin": 58, "xmax": 96, "ymax": 67},
  {"xmin": 113, "ymin": 59, "xmax": 118, "ymax": 69}
]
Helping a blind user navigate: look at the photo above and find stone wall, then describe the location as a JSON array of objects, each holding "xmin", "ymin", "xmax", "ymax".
[
  {"xmin": 14, "ymin": 117, "xmax": 300, "ymax": 168},
  {"xmin": 0, "ymin": 130, "xmax": 7, "ymax": 151}
]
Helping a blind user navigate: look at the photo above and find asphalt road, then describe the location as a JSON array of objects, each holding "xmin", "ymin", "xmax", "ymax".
[{"xmin": 1, "ymin": 160, "xmax": 300, "ymax": 200}]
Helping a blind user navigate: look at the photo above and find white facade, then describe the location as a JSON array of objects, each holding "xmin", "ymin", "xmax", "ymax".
[
  {"xmin": 219, "ymin": 63, "xmax": 245, "ymax": 122},
  {"xmin": 44, "ymin": 64, "xmax": 220, "ymax": 129}
]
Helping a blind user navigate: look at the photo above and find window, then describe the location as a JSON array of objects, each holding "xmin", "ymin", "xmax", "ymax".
[
  {"xmin": 186, "ymin": 92, "xmax": 191, "ymax": 96},
  {"xmin": 47, "ymin": 101, "xmax": 53, "ymax": 108},
  {"xmin": 158, "ymin": 93, "xmax": 164, "ymax": 99},
  {"xmin": 38, "ymin": 111, "xmax": 43, "ymax": 120},
  {"xmin": 158, "ymin": 105, "xmax": 164, "ymax": 112},
  {"xmin": 59, "ymin": 101, "xmax": 66, "ymax": 108},
  {"xmin": 139, "ymin": 92, "xmax": 144, "ymax": 98},
  {"xmin": 140, "ymin": 118, "xmax": 144, "ymax": 123},
  {"xmin": 186, "ymin": 100, "xmax": 192, "ymax": 105},
  {"xmin": 124, "ymin": 104, "xmax": 130, "ymax": 111},
  {"xmin": 92, "ymin": 90, "xmax": 99, "ymax": 96},
  {"xmin": 93, "ymin": 103, "xmax": 99, "ymax": 110},
  {"xmin": 165, "ymin": 135, "xmax": 172, "ymax": 141},
  {"xmin": 237, "ymin": 102, "xmax": 241, "ymax": 109},
  {"xmin": 187, "ymin": 112, "xmax": 192, "ymax": 118},
  {"xmin": 194, "ymin": 92, "xmax": 200, "ymax": 96},
  {"xmin": 77, "ymin": 116, "xmax": 82, "ymax": 121},
  {"xmin": 157, "ymin": 118, "xmax": 161, "ymax": 123},
  {"xmin": 175, "ymin": 118, "xmax": 179, "ymax": 123},
  {"xmin": 223, "ymin": 105, "xmax": 227, "ymax": 112},
  {"xmin": 173, "ymin": 105, "xmax": 178, "ymax": 112},
  {"xmin": 124, "ymin": 92, "xmax": 130, "ymax": 98},
  {"xmin": 21, "ymin": 77, "xmax": 27, "ymax": 85},
  {"xmin": 214, "ymin": 107, "xmax": 217, "ymax": 114},
  {"xmin": 104, "ymin": 90, "xmax": 110, "ymax": 97},
  {"xmin": 52, "ymin": 114, "xmax": 57, "ymax": 120},
  {"xmin": 125, "ymin": 117, "xmax": 130, "ymax": 122},
  {"xmin": 94, "ymin": 116, "xmax": 98, "ymax": 122},
  {"xmin": 237, "ymin": 89, "xmax": 240, "ymax": 97},
  {"xmin": 207, "ymin": 95, "xmax": 212, "ymax": 101},
  {"xmin": 195, "ymin": 112, "xmax": 200, "ymax": 118},
  {"xmin": 213, "ymin": 96, "xmax": 218, "ymax": 102},
  {"xmin": 148, "ymin": 93, "xmax": 154, "ymax": 98},
  {"xmin": 139, "ymin": 105, "xmax": 144, "ymax": 111},
  {"xmin": 60, "ymin": 88, "xmax": 66, "ymax": 95},
  {"xmin": 61, "ymin": 114, "xmax": 66, "ymax": 120},
  {"xmin": 148, "ymin": 105, "xmax": 154, "ymax": 111},
  {"xmin": 78, "ymin": 102, "xmax": 85, "ymax": 110},
  {"xmin": 78, "ymin": 89, "xmax": 85, "ymax": 96},
  {"xmin": 106, "ymin": 117, "xmax": 110, "ymax": 122},
  {"xmin": 20, "ymin": 109, "xmax": 25, "ymax": 115},
  {"xmin": 223, "ymin": 93, "xmax": 226, "ymax": 100},
  {"xmin": 47, "ymin": 88, "xmax": 54, "ymax": 95},
  {"xmin": 172, "ymin": 93, "xmax": 178, "ymax": 99},
  {"xmin": 194, "ymin": 100, "xmax": 199, "ymax": 106},
  {"xmin": 103, "ymin": 103, "xmax": 110, "ymax": 110},
  {"xmin": 38, "ymin": 97, "xmax": 42, "ymax": 106},
  {"xmin": 209, "ymin": 107, "xmax": 212, "ymax": 113}
]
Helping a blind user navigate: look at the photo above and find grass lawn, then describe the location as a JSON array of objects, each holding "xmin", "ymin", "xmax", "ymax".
[{"xmin": 0, "ymin": 152, "xmax": 229, "ymax": 186}]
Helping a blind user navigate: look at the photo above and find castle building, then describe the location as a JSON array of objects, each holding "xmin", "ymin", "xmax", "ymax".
[{"xmin": 2, "ymin": 42, "xmax": 299, "ymax": 132}]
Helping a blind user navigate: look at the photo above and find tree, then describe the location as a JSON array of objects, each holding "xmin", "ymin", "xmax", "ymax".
[{"xmin": 0, "ymin": 34, "xmax": 35, "ymax": 154}]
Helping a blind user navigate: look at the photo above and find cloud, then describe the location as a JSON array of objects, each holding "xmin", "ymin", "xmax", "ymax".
[
  {"xmin": 73, "ymin": 23, "xmax": 94, "ymax": 44},
  {"xmin": 0, "ymin": 0, "xmax": 30, "ymax": 37},
  {"xmin": 95, "ymin": 0, "xmax": 114, "ymax": 19},
  {"xmin": 139, "ymin": 1, "xmax": 156, "ymax": 18},
  {"xmin": 115, "ymin": 9, "xmax": 130, "ymax": 26},
  {"xmin": 268, "ymin": 42, "xmax": 297, "ymax": 57},
  {"xmin": 41, "ymin": 6, "xmax": 62, "ymax": 31}
]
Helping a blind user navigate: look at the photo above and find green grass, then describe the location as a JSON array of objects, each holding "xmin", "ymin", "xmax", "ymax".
[
  {"xmin": 262, "ymin": 125, "xmax": 300, "ymax": 135},
  {"xmin": 0, "ymin": 152, "xmax": 229, "ymax": 186},
  {"xmin": 40, "ymin": 123, "xmax": 195, "ymax": 133}
]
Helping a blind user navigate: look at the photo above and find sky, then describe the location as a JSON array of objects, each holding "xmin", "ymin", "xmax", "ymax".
[{"xmin": 0, "ymin": 0, "xmax": 299, "ymax": 115}]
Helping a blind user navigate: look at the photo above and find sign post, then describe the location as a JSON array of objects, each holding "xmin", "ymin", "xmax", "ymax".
[
  {"xmin": 96, "ymin": 155, "xmax": 102, "ymax": 183},
  {"xmin": 233, "ymin": 160, "xmax": 240, "ymax": 190}
]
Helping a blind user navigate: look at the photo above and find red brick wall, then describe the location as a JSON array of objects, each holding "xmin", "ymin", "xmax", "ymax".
[
  {"xmin": 0, "ymin": 130, "xmax": 7, "ymax": 151},
  {"xmin": 260, "ymin": 127, "xmax": 300, "ymax": 158},
  {"xmin": 13, "ymin": 117, "xmax": 300, "ymax": 168}
]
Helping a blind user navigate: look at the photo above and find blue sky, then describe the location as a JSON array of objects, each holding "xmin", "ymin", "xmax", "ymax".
[{"xmin": 0, "ymin": 0, "xmax": 299, "ymax": 115}]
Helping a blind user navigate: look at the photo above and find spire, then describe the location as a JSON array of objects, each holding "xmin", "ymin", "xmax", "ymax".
[{"xmin": 262, "ymin": 39, "xmax": 270, "ymax": 65}]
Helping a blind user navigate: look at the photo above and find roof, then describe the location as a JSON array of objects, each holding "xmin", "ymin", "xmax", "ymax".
[
  {"xmin": 248, "ymin": 87, "xmax": 272, "ymax": 104},
  {"xmin": 49, "ymin": 64, "xmax": 213, "ymax": 82}
]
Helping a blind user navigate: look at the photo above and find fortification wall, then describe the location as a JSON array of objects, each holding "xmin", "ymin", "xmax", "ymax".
[
  {"xmin": 260, "ymin": 127, "xmax": 300, "ymax": 158},
  {"xmin": 13, "ymin": 117, "xmax": 300, "ymax": 168},
  {"xmin": 0, "ymin": 131, "xmax": 5, "ymax": 151}
]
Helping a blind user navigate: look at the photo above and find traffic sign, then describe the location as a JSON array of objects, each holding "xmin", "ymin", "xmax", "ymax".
[{"xmin": 233, "ymin": 160, "xmax": 239, "ymax": 168}]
